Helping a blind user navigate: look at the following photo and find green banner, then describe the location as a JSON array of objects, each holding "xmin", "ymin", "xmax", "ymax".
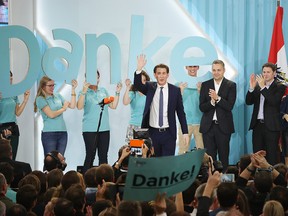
[{"xmin": 123, "ymin": 149, "xmax": 205, "ymax": 201}]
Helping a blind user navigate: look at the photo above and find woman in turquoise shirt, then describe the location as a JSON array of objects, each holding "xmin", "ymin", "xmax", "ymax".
[
  {"xmin": 123, "ymin": 71, "xmax": 150, "ymax": 141},
  {"xmin": 77, "ymin": 71, "xmax": 122, "ymax": 173},
  {"xmin": 0, "ymin": 71, "xmax": 30, "ymax": 159},
  {"xmin": 34, "ymin": 76, "xmax": 77, "ymax": 156}
]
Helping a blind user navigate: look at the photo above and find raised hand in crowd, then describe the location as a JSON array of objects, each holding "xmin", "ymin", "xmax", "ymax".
[
  {"xmin": 249, "ymin": 73, "xmax": 257, "ymax": 90},
  {"xmin": 137, "ymin": 54, "xmax": 147, "ymax": 71}
]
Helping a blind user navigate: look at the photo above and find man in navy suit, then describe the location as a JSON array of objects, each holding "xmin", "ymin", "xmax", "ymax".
[
  {"xmin": 199, "ymin": 60, "xmax": 236, "ymax": 171},
  {"xmin": 246, "ymin": 62, "xmax": 286, "ymax": 165},
  {"xmin": 134, "ymin": 55, "xmax": 189, "ymax": 157}
]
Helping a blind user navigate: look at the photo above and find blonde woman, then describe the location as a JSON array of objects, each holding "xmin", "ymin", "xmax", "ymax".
[
  {"xmin": 34, "ymin": 76, "xmax": 77, "ymax": 156},
  {"xmin": 262, "ymin": 200, "xmax": 284, "ymax": 216}
]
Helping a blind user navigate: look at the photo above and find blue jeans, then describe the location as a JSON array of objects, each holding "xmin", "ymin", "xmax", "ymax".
[{"xmin": 41, "ymin": 131, "xmax": 68, "ymax": 156}]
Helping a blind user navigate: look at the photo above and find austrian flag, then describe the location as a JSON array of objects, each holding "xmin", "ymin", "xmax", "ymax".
[{"xmin": 268, "ymin": 6, "xmax": 288, "ymax": 78}]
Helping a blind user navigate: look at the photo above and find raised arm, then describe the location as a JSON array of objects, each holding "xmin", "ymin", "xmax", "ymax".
[{"xmin": 15, "ymin": 90, "xmax": 30, "ymax": 116}]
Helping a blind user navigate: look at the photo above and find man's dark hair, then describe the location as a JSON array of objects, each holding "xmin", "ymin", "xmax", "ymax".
[
  {"xmin": 269, "ymin": 185, "xmax": 288, "ymax": 212},
  {"xmin": 95, "ymin": 164, "xmax": 114, "ymax": 186},
  {"xmin": 254, "ymin": 170, "xmax": 273, "ymax": 193},
  {"xmin": 217, "ymin": 182, "xmax": 238, "ymax": 209},
  {"xmin": 92, "ymin": 200, "xmax": 113, "ymax": 216},
  {"xmin": 6, "ymin": 204, "xmax": 27, "ymax": 216},
  {"xmin": 64, "ymin": 184, "xmax": 85, "ymax": 212},
  {"xmin": 238, "ymin": 154, "xmax": 251, "ymax": 173},
  {"xmin": 16, "ymin": 184, "xmax": 38, "ymax": 211},
  {"xmin": 44, "ymin": 151, "xmax": 62, "ymax": 172},
  {"xmin": 153, "ymin": 64, "xmax": 169, "ymax": 74},
  {"xmin": 84, "ymin": 167, "xmax": 97, "ymax": 187},
  {"xmin": 31, "ymin": 170, "xmax": 47, "ymax": 195},
  {"xmin": 262, "ymin": 62, "xmax": 277, "ymax": 72},
  {"xmin": 0, "ymin": 162, "xmax": 14, "ymax": 184},
  {"xmin": 0, "ymin": 141, "xmax": 12, "ymax": 158},
  {"xmin": 212, "ymin": 59, "xmax": 225, "ymax": 68},
  {"xmin": 117, "ymin": 201, "xmax": 142, "ymax": 216},
  {"xmin": 61, "ymin": 171, "xmax": 80, "ymax": 192},
  {"xmin": 47, "ymin": 168, "xmax": 63, "ymax": 188},
  {"xmin": 54, "ymin": 198, "xmax": 75, "ymax": 216}
]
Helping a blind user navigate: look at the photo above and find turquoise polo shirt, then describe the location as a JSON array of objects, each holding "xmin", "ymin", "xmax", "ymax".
[
  {"xmin": 81, "ymin": 87, "xmax": 110, "ymax": 132},
  {"xmin": 129, "ymin": 91, "xmax": 146, "ymax": 126},
  {"xmin": 0, "ymin": 96, "xmax": 19, "ymax": 123},
  {"xmin": 175, "ymin": 83, "xmax": 202, "ymax": 125},
  {"xmin": 36, "ymin": 93, "xmax": 67, "ymax": 132}
]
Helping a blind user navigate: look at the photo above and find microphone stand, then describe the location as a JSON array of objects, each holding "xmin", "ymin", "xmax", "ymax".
[{"xmin": 90, "ymin": 103, "xmax": 105, "ymax": 168}]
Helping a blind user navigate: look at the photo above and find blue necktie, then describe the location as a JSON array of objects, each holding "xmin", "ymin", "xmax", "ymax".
[{"xmin": 159, "ymin": 87, "xmax": 163, "ymax": 127}]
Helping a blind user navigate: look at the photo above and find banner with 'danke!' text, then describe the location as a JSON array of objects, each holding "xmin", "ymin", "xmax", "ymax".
[{"xmin": 123, "ymin": 149, "xmax": 205, "ymax": 201}]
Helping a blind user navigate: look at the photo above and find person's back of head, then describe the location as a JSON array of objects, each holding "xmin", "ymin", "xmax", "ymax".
[
  {"xmin": 217, "ymin": 182, "xmax": 238, "ymax": 210},
  {"xmin": 64, "ymin": 183, "xmax": 85, "ymax": 212},
  {"xmin": 6, "ymin": 204, "xmax": 27, "ymax": 216},
  {"xmin": 99, "ymin": 206, "xmax": 117, "ymax": 216},
  {"xmin": 225, "ymin": 165, "xmax": 239, "ymax": 180},
  {"xmin": 31, "ymin": 170, "xmax": 47, "ymax": 195},
  {"xmin": 47, "ymin": 168, "xmax": 63, "ymax": 188},
  {"xmin": 54, "ymin": 198, "xmax": 75, "ymax": 216},
  {"xmin": 96, "ymin": 164, "xmax": 114, "ymax": 185},
  {"xmin": 18, "ymin": 173, "xmax": 41, "ymax": 195},
  {"xmin": 269, "ymin": 185, "xmax": 288, "ymax": 212},
  {"xmin": 0, "ymin": 141, "xmax": 12, "ymax": 159},
  {"xmin": 0, "ymin": 162, "xmax": 14, "ymax": 185},
  {"xmin": 273, "ymin": 163, "xmax": 288, "ymax": 186},
  {"xmin": 0, "ymin": 173, "xmax": 7, "ymax": 194},
  {"xmin": 117, "ymin": 201, "xmax": 142, "ymax": 216},
  {"xmin": 84, "ymin": 167, "xmax": 98, "ymax": 187},
  {"xmin": 238, "ymin": 155, "xmax": 251, "ymax": 174},
  {"xmin": 92, "ymin": 200, "xmax": 113, "ymax": 216},
  {"xmin": 16, "ymin": 184, "xmax": 38, "ymax": 212},
  {"xmin": 254, "ymin": 170, "xmax": 273, "ymax": 193},
  {"xmin": 182, "ymin": 179, "xmax": 201, "ymax": 205},
  {"xmin": 0, "ymin": 201, "xmax": 5, "ymax": 216},
  {"xmin": 170, "ymin": 211, "xmax": 190, "ymax": 216},
  {"xmin": 61, "ymin": 170, "xmax": 80, "ymax": 192},
  {"xmin": 236, "ymin": 189, "xmax": 250, "ymax": 216},
  {"xmin": 263, "ymin": 200, "xmax": 284, "ymax": 216}
]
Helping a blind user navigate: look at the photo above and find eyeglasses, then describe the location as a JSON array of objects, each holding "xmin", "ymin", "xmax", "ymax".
[{"xmin": 46, "ymin": 84, "xmax": 55, "ymax": 87}]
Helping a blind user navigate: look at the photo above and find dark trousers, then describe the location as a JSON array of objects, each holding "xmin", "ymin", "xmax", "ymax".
[
  {"xmin": 149, "ymin": 128, "xmax": 175, "ymax": 157},
  {"xmin": 82, "ymin": 131, "xmax": 110, "ymax": 173},
  {"xmin": 202, "ymin": 123, "xmax": 231, "ymax": 171},
  {"xmin": 252, "ymin": 122, "xmax": 280, "ymax": 165}
]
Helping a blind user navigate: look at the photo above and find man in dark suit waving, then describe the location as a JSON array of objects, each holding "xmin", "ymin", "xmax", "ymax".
[
  {"xmin": 246, "ymin": 62, "xmax": 286, "ymax": 165},
  {"xmin": 134, "ymin": 55, "xmax": 189, "ymax": 157},
  {"xmin": 199, "ymin": 60, "xmax": 236, "ymax": 170}
]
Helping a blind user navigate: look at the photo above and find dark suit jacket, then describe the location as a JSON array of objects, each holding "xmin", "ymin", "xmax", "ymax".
[
  {"xmin": 0, "ymin": 157, "xmax": 32, "ymax": 189},
  {"xmin": 199, "ymin": 78, "xmax": 236, "ymax": 134},
  {"xmin": 134, "ymin": 71, "xmax": 188, "ymax": 140},
  {"xmin": 246, "ymin": 80, "xmax": 285, "ymax": 131}
]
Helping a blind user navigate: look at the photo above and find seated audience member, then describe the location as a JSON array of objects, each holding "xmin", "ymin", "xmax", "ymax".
[
  {"xmin": 18, "ymin": 174, "xmax": 41, "ymax": 196},
  {"xmin": 31, "ymin": 171, "xmax": 47, "ymax": 216},
  {"xmin": 77, "ymin": 172, "xmax": 86, "ymax": 190},
  {"xmin": 96, "ymin": 164, "xmax": 114, "ymax": 185},
  {"xmin": 91, "ymin": 200, "xmax": 113, "ymax": 216},
  {"xmin": 64, "ymin": 184, "xmax": 86, "ymax": 216},
  {"xmin": 209, "ymin": 182, "xmax": 239, "ymax": 216},
  {"xmin": 44, "ymin": 150, "xmax": 67, "ymax": 172},
  {"xmin": 113, "ymin": 145, "xmax": 131, "ymax": 181},
  {"xmin": 84, "ymin": 167, "xmax": 98, "ymax": 206},
  {"xmin": 268, "ymin": 185, "xmax": 288, "ymax": 215},
  {"xmin": 0, "ymin": 173, "xmax": 15, "ymax": 211},
  {"xmin": 262, "ymin": 200, "xmax": 284, "ymax": 216},
  {"xmin": 190, "ymin": 182, "xmax": 218, "ymax": 216},
  {"xmin": 225, "ymin": 165, "xmax": 239, "ymax": 180},
  {"xmin": 0, "ymin": 201, "xmax": 5, "ymax": 216},
  {"xmin": 237, "ymin": 154, "xmax": 252, "ymax": 174},
  {"xmin": 273, "ymin": 163, "xmax": 288, "ymax": 186},
  {"xmin": 43, "ymin": 197, "xmax": 58, "ymax": 216},
  {"xmin": 0, "ymin": 139, "xmax": 32, "ymax": 189},
  {"xmin": 0, "ymin": 162, "xmax": 16, "ymax": 202},
  {"xmin": 98, "ymin": 206, "xmax": 117, "ymax": 216},
  {"xmin": 117, "ymin": 200, "xmax": 142, "ymax": 216},
  {"xmin": 236, "ymin": 189, "xmax": 250, "ymax": 216},
  {"xmin": 236, "ymin": 150, "xmax": 286, "ymax": 216},
  {"xmin": 16, "ymin": 184, "xmax": 38, "ymax": 213},
  {"xmin": 54, "ymin": 198, "xmax": 75, "ymax": 216},
  {"xmin": 182, "ymin": 179, "xmax": 201, "ymax": 213},
  {"xmin": 6, "ymin": 204, "xmax": 27, "ymax": 216},
  {"xmin": 46, "ymin": 168, "xmax": 63, "ymax": 188},
  {"xmin": 61, "ymin": 170, "xmax": 80, "ymax": 192}
]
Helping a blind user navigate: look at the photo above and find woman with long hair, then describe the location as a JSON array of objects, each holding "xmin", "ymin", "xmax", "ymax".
[
  {"xmin": 123, "ymin": 70, "xmax": 150, "ymax": 141},
  {"xmin": 34, "ymin": 76, "xmax": 77, "ymax": 156}
]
